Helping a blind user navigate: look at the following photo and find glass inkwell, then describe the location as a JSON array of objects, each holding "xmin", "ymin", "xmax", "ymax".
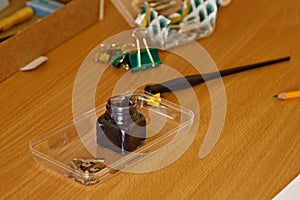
[{"xmin": 96, "ymin": 95, "xmax": 146, "ymax": 154}]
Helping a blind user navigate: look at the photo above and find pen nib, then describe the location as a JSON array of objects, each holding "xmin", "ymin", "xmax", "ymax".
[{"xmin": 273, "ymin": 94, "xmax": 278, "ymax": 98}]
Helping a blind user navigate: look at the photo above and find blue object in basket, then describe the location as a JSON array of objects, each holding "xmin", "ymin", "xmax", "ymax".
[{"xmin": 26, "ymin": 0, "xmax": 64, "ymax": 17}]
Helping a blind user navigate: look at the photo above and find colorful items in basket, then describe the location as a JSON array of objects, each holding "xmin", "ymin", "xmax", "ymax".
[
  {"xmin": 135, "ymin": 0, "xmax": 231, "ymax": 49},
  {"xmin": 131, "ymin": 0, "xmax": 184, "ymax": 16}
]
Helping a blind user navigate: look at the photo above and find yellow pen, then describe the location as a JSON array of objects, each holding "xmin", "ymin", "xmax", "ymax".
[
  {"xmin": 0, "ymin": 6, "xmax": 34, "ymax": 33},
  {"xmin": 273, "ymin": 90, "xmax": 300, "ymax": 100}
]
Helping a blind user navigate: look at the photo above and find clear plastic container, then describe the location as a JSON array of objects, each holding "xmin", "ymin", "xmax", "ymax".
[{"xmin": 30, "ymin": 91, "xmax": 194, "ymax": 185}]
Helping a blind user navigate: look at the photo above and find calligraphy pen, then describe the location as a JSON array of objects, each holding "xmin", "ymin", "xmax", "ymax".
[{"xmin": 144, "ymin": 56, "xmax": 290, "ymax": 94}]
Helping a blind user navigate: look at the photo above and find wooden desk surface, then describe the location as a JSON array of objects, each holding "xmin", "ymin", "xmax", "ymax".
[{"xmin": 1, "ymin": 0, "xmax": 299, "ymax": 199}]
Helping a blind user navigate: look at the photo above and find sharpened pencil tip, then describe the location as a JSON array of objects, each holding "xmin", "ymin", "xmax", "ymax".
[{"xmin": 273, "ymin": 94, "xmax": 278, "ymax": 98}]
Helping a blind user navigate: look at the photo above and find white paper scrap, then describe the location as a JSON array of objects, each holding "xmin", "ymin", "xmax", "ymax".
[
  {"xmin": 20, "ymin": 56, "xmax": 48, "ymax": 71},
  {"xmin": 273, "ymin": 174, "xmax": 300, "ymax": 200}
]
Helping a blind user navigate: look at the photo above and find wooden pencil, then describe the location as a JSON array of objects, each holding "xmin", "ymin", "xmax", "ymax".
[{"xmin": 273, "ymin": 90, "xmax": 300, "ymax": 100}]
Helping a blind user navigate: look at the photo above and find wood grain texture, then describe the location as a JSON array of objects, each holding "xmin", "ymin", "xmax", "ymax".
[{"xmin": 0, "ymin": 0, "xmax": 299, "ymax": 199}]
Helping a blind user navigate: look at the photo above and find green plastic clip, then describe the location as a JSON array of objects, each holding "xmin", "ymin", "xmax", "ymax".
[
  {"xmin": 129, "ymin": 48, "xmax": 162, "ymax": 72},
  {"xmin": 111, "ymin": 48, "xmax": 162, "ymax": 72},
  {"xmin": 111, "ymin": 53, "xmax": 129, "ymax": 68}
]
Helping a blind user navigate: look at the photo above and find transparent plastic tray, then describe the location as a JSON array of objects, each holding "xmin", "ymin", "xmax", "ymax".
[{"xmin": 30, "ymin": 91, "xmax": 194, "ymax": 185}]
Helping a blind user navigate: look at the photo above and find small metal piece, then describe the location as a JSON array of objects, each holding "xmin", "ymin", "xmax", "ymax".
[
  {"xmin": 94, "ymin": 44, "xmax": 122, "ymax": 64},
  {"xmin": 220, "ymin": 0, "xmax": 231, "ymax": 6},
  {"xmin": 89, "ymin": 167, "xmax": 102, "ymax": 173},
  {"xmin": 136, "ymin": 0, "xmax": 177, "ymax": 11},
  {"xmin": 148, "ymin": 0, "xmax": 177, "ymax": 11},
  {"xmin": 73, "ymin": 158, "xmax": 105, "ymax": 163},
  {"xmin": 121, "ymin": 43, "xmax": 136, "ymax": 70},
  {"xmin": 68, "ymin": 174, "xmax": 100, "ymax": 186},
  {"xmin": 100, "ymin": 43, "xmax": 136, "ymax": 69},
  {"xmin": 69, "ymin": 160, "xmax": 79, "ymax": 170},
  {"xmin": 132, "ymin": 28, "xmax": 155, "ymax": 67},
  {"xmin": 95, "ymin": 44, "xmax": 109, "ymax": 63},
  {"xmin": 70, "ymin": 158, "xmax": 106, "ymax": 173},
  {"xmin": 132, "ymin": 29, "xmax": 142, "ymax": 68},
  {"xmin": 68, "ymin": 157, "xmax": 119, "ymax": 185},
  {"xmin": 130, "ymin": 93, "xmax": 161, "ymax": 107}
]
